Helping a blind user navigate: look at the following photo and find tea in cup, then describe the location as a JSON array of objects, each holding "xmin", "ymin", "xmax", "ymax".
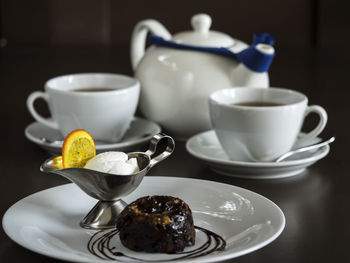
[
  {"xmin": 209, "ymin": 87, "xmax": 328, "ymax": 162},
  {"xmin": 27, "ymin": 73, "xmax": 140, "ymax": 142}
]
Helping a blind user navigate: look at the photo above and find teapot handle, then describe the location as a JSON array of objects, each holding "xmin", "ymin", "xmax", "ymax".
[{"xmin": 131, "ymin": 19, "xmax": 171, "ymax": 71}]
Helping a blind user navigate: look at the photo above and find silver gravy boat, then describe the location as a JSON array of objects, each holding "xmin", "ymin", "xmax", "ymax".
[{"xmin": 40, "ymin": 133, "xmax": 175, "ymax": 230}]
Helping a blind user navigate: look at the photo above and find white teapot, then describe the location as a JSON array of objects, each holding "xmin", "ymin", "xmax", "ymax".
[{"xmin": 131, "ymin": 14, "xmax": 275, "ymax": 139}]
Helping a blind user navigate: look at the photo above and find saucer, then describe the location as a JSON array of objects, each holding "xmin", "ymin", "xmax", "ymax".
[
  {"xmin": 186, "ymin": 130, "xmax": 330, "ymax": 179},
  {"xmin": 3, "ymin": 177, "xmax": 285, "ymax": 262},
  {"xmin": 25, "ymin": 117, "xmax": 161, "ymax": 154}
]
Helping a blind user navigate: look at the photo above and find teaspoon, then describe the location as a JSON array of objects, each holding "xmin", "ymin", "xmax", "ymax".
[{"xmin": 275, "ymin": 136, "xmax": 335, "ymax": 162}]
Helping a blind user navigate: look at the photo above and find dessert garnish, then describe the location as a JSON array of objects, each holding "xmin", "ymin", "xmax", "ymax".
[
  {"xmin": 62, "ymin": 129, "xmax": 96, "ymax": 168},
  {"xmin": 53, "ymin": 129, "xmax": 139, "ymax": 174},
  {"xmin": 52, "ymin": 156, "xmax": 63, "ymax": 169},
  {"xmin": 85, "ymin": 151, "xmax": 139, "ymax": 175}
]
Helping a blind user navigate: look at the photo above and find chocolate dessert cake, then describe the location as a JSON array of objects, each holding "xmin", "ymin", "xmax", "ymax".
[{"xmin": 116, "ymin": 195, "xmax": 195, "ymax": 253}]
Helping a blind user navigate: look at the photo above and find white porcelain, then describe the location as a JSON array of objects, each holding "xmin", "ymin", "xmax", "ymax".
[
  {"xmin": 2, "ymin": 177, "xmax": 285, "ymax": 262},
  {"xmin": 209, "ymin": 87, "xmax": 328, "ymax": 162},
  {"xmin": 27, "ymin": 73, "xmax": 140, "ymax": 142},
  {"xmin": 131, "ymin": 14, "xmax": 273, "ymax": 139},
  {"xmin": 25, "ymin": 117, "xmax": 161, "ymax": 154},
  {"xmin": 186, "ymin": 130, "xmax": 330, "ymax": 179}
]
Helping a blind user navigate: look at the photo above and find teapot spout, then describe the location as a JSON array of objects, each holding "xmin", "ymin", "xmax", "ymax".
[
  {"xmin": 232, "ymin": 43, "xmax": 275, "ymax": 87},
  {"xmin": 232, "ymin": 63, "xmax": 270, "ymax": 87}
]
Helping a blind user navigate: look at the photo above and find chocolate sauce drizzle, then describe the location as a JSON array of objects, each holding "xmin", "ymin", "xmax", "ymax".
[{"xmin": 87, "ymin": 226, "xmax": 226, "ymax": 262}]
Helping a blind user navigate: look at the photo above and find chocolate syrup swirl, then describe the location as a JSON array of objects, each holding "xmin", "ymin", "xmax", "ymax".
[{"xmin": 87, "ymin": 226, "xmax": 226, "ymax": 262}]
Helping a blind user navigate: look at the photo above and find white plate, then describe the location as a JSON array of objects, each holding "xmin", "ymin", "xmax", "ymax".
[
  {"xmin": 186, "ymin": 130, "xmax": 330, "ymax": 179},
  {"xmin": 2, "ymin": 177, "xmax": 285, "ymax": 263},
  {"xmin": 25, "ymin": 117, "xmax": 161, "ymax": 154}
]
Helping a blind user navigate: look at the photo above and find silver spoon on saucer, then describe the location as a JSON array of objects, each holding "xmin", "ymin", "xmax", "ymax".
[{"xmin": 275, "ymin": 136, "xmax": 335, "ymax": 162}]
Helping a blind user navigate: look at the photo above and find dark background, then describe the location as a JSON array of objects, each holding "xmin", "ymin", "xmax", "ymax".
[
  {"xmin": 2, "ymin": 0, "xmax": 349, "ymax": 48},
  {"xmin": 1, "ymin": 0, "xmax": 350, "ymax": 262},
  {"xmin": 1, "ymin": 0, "xmax": 349, "ymax": 94}
]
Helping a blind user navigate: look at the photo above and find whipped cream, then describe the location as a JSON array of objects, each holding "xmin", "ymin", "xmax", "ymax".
[{"xmin": 84, "ymin": 151, "xmax": 139, "ymax": 175}]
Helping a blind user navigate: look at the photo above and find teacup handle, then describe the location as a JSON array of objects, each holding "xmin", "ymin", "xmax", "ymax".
[
  {"xmin": 296, "ymin": 105, "xmax": 328, "ymax": 146},
  {"xmin": 145, "ymin": 133, "xmax": 175, "ymax": 168},
  {"xmin": 26, "ymin": 91, "xmax": 59, "ymax": 129}
]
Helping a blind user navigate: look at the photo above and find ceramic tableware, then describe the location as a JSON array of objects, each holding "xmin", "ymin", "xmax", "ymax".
[
  {"xmin": 186, "ymin": 130, "xmax": 330, "ymax": 179},
  {"xmin": 209, "ymin": 87, "xmax": 328, "ymax": 162},
  {"xmin": 2, "ymin": 177, "xmax": 285, "ymax": 262},
  {"xmin": 131, "ymin": 13, "xmax": 275, "ymax": 139},
  {"xmin": 27, "ymin": 73, "xmax": 140, "ymax": 142},
  {"xmin": 25, "ymin": 117, "xmax": 161, "ymax": 154}
]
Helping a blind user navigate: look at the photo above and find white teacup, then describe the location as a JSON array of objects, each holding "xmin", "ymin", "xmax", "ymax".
[
  {"xmin": 27, "ymin": 73, "xmax": 140, "ymax": 142},
  {"xmin": 209, "ymin": 87, "xmax": 328, "ymax": 162}
]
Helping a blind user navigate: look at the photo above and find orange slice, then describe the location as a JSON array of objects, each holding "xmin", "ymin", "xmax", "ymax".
[
  {"xmin": 52, "ymin": 155, "xmax": 63, "ymax": 169},
  {"xmin": 62, "ymin": 129, "xmax": 96, "ymax": 168}
]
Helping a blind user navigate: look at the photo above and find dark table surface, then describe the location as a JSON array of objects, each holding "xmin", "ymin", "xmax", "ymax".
[{"xmin": 0, "ymin": 45, "xmax": 349, "ymax": 263}]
